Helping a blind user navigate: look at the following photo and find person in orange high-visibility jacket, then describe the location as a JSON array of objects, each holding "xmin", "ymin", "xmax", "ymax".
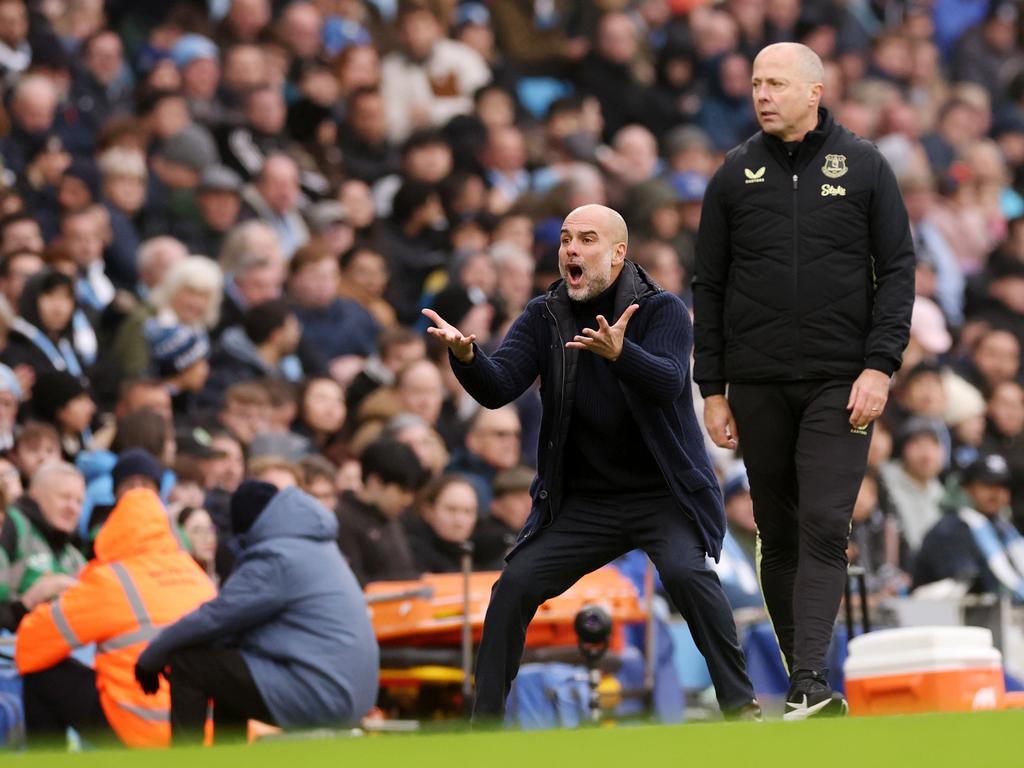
[{"xmin": 15, "ymin": 484, "xmax": 217, "ymax": 747}]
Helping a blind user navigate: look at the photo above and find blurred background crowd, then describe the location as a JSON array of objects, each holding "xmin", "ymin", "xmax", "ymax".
[{"xmin": 0, "ymin": 0, "xmax": 1020, "ymax": 689}]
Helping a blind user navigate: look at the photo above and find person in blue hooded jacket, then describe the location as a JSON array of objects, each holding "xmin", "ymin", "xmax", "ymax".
[{"xmin": 134, "ymin": 481, "xmax": 379, "ymax": 743}]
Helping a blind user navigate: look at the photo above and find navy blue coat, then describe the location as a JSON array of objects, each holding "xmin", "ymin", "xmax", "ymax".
[
  {"xmin": 451, "ymin": 260, "xmax": 727, "ymax": 560},
  {"xmin": 139, "ymin": 487, "xmax": 379, "ymax": 728}
]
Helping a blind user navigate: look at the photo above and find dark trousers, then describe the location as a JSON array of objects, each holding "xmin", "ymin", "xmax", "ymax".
[
  {"xmin": 167, "ymin": 646, "xmax": 274, "ymax": 745},
  {"xmin": 472, "ymin": 492, "xmax": 755, "ymax": 718},
  {"xmin": 729, "ymin": 380, "xmax": 871, "ymax": 675},
  {"xmin": 22, "ymin": 659, "xmax": 114, "ymax": 744}
]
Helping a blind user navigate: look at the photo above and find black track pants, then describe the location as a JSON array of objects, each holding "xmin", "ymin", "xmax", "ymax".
[{"xmin": 728, "ymin": 380, "xmax": 871, "ymax": 674}]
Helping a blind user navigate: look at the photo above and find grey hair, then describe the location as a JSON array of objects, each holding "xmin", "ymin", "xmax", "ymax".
[
  {"xmin": 30, "ymin": 461, "xmax": 83, "ymax": 492},
  {"xmin": 218, "ymin": 220, "xmax": 282, "ymax": 275},
  {"xmin": 149, "ymin": 255, "xmax": 224, "ymax": 329}
]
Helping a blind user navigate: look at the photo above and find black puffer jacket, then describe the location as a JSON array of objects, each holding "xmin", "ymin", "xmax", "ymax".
[{"xmin": 693, "ymin": 109, "xmax": 915, "ymax": 396}]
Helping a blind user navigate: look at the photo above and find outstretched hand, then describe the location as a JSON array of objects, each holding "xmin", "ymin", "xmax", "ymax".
[
  {"xmin": 422, "ymin": 308, "xmax": 476, "ymax": 364},
  {"xmin": 566, "ymin": 304, "xmax": 639, "ymax": 361}
]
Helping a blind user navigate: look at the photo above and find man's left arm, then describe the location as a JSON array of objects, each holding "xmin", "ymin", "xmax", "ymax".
[
  {"xmin": 609, "ymin": 294, "xmax": 690, "ymax": 404},
  {"xmin": 138, "ymin": 554, "xmax": 286, "ymax": 669},
  {"xmin": 865, "ymin": 156, "xmax": 916, "ymax": 376}
]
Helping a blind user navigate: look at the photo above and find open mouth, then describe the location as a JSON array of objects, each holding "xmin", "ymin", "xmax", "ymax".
[{"xmin": 566, "ymin": 264, "xmax": 584, "ymax": 287}]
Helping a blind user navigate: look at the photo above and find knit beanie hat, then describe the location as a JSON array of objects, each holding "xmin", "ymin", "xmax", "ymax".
[
  {"xmin": 144, "ymin": 320, "xmax": 210, "ymax": 378},
  {"xmin": 112, "ymin": 448, "xmax": 164, "ymax": 491},
  {"xmin": 230, "ymin": 480, "xmax": 278, "ymax": 535}
]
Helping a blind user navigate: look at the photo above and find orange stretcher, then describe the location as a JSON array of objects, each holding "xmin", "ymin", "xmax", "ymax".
[{"xmin": 365, "ymin": 567, "xmax": 645, "ymax": 651}]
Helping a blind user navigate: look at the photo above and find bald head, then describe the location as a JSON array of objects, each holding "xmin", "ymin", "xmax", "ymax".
[
  {"xmin": 567, "ymin": 204, "xmax": 628, "ymax": 248},
  {"xmin": 754, "ymin": 43, "xmax": 824, "ymax": 84},
  {"xmin": 751, "ymin": 43, "xmax": 824, "ymax": 141},
  {"xmin": 560, "ymin": 205, "xmax": 629, "ymax": 301}
]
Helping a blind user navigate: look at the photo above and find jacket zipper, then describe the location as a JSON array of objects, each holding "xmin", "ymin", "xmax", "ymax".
[
  {"xmin": 539, "ymin": 300, "xmax": 565, "ymax": 528},
  {"xmin": 792, "ymin": 172, "xmax": 803, "ymax": 378}
]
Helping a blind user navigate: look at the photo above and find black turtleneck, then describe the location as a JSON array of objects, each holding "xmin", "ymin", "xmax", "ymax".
[{"xmin": 563, "ymin": 280, "xmax": 665, "ymax": 497}]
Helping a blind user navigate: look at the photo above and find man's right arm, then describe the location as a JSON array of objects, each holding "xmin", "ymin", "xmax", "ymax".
[
  {"xmin": 437, "ymin": 305, "xmax": 543, "ymax": 409},
  {"xmin": 692, "ymin": 169, "xmax": 732, "ymax": 398}
]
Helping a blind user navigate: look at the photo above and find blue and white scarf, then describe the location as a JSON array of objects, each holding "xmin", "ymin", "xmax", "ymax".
[
  {"xmin": 959, "ymin": 507, "xmax": 1024, "ymax": 602},
  {"xmin": 11, "ymin": 318, "xmax": 83, "ymax": 377}
]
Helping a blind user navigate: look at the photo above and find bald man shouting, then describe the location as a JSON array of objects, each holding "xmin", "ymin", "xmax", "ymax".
[
  {"xmin": 694, "ymin": 43, "xmax": 914, "ymax": 719},
  {"xmin": 426, "ymin": 204, "xmax": 758, "ymax": 722}
]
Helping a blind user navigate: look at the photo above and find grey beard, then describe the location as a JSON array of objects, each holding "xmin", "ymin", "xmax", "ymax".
[{"xmin": 567, "ymin": 272, "xmax": 610, "ymax": 302}]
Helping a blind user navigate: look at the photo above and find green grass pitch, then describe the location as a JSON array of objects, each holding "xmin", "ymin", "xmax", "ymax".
[{"xmin": 12, "ymin": 711, "xmax": 1024, "ymax": 768}]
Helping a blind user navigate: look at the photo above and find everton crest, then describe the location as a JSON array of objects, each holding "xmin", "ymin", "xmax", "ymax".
[{"xmin": 822, "ymin": 154, "xmax": 848, "ymax": 179}]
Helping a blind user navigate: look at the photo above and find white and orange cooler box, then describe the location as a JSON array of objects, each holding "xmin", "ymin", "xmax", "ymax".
[{"xmin": 844, "ymin": 626, "xmax": 1007, "ymax": 716}]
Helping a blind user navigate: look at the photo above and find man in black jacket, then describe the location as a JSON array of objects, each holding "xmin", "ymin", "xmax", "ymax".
[
  {"xmin": 427, "ymin": 203, "xmax": 758, "ymax": 722},
  {"xmin": 335, "ymin": 439, "xmax": 427, "ymax": 586},
  {"xmin": 694, "ymin": 42, "xmax": 915, "ymax": 719}
]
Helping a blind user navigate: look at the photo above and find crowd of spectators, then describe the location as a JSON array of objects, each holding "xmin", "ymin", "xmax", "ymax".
[{"xmin": 0, "ymin": 0, "xmax": 1022, "ymax": 743}]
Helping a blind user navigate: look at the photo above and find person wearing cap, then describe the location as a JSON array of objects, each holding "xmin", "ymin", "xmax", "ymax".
[
  {"xmin": 670, "ymin": 170, "xmax": 709, "ymax": 237},
  {"xmin": 180, "ymin": 165, "xmax": 243, "ymax": 259},
  {"xmin": 15, "ymin": 465, "xmax": 216, "ymax": 747},
  {"xmin": 902, "ymin": 295, "xmax": 953, "ymax": 372},
  {"xmin": 694, "ymin": 43, "xmax": 915, "ymax": 719},
  {"xmin": 305, "ymin": 200, "xmax": 354, "ymax": 258},
  {"xmin": 878, "ymin": 416, "xmax": 947, "ymax": 553},
  {"xmin": 913, "ymin": 453, "xmax": 1024, "ymax": 602},
  {"xmin": 170, "ymin": 34, "xmax": 225, "ymax": 128},
  {"xmin": 135, "ymin": 481, "xmax": 379, "ymax": 743},
  {"xmin": 151, "ymin": 124, "xmax": 221, "ymax": 198},
  {"xmin": 144, "ymin": 320, "xmax": 211, "ymax": 425}
]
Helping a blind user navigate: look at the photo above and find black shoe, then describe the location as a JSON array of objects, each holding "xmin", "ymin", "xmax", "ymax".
[
  {"xmin": 783, "ymin": 670, "xmax": 848, "ymax": 721},
  {"xmin": 724, "ymin": 700, "xmax": 763, "ymax": 722}
]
